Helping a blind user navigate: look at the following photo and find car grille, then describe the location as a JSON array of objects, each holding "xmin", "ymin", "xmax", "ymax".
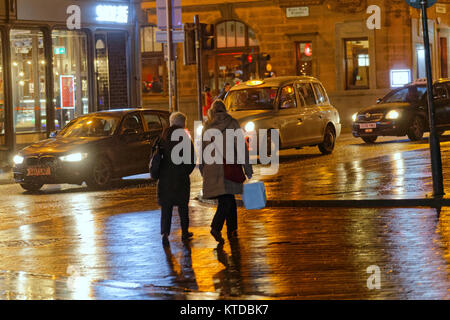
[
  {"xmin": 26, "ymin": 156, "xmax": 58, "ymax": 167},
  {"xmin": 357, "ymin": 113, "xmax": 384, "ymax": 122}
]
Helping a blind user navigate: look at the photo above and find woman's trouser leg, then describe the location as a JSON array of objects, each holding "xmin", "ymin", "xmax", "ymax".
[
  {"xmin": 161, "ymin": 204, "xmax": 174, "ymax": 235},
  {"xmin": 224, "ymin": 194, "xmax": 238, "ymax": 234},
  {"xmin": 211, "ymin": 195, "xmax": 227, "ymax": 232},
  {"xmin": 178, "ymin": 204, "xmax": 190, "ymax": 235}
]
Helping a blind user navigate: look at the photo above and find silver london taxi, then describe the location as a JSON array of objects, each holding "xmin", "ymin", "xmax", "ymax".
[{"xmin": 224, "ymin": 76, "xmax": 341, "ymax": 154}]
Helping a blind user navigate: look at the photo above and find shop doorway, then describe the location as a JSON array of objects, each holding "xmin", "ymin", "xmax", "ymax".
[
  {"xmin": 95, "ymin": 34, "xmax": 110, "ymax": 111},
  {"xmin": 94, "ymin": 31, "xmax": 129, "ymax": 111}
]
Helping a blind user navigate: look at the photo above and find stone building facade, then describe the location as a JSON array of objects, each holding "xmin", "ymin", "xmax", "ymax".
[{"xmin": 140, "ymin": 0, "xmax": 450, "ymax": 128}]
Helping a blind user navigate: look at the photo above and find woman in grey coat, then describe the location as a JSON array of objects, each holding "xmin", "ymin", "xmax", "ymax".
[{"xmin": 200, "ymin": 100, "xmax": 253, "ymax": 244}]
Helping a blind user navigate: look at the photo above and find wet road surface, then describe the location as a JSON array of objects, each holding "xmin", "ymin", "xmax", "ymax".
[{"xmin": 0, "ymin": 133, "xmax": 449, "ymax": 299}]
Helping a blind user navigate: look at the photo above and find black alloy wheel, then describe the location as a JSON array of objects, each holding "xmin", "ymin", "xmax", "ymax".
[
  {"xmin": 86, "ymin": 156, "xmax": 113, "ymax": 189},
  {"xmin": 407, "ymin": 116, "xmax": 424, "ymax": 141},
  {"xmin": 318, "ymin": 125, "xmax": 336, "ymax": 155}
]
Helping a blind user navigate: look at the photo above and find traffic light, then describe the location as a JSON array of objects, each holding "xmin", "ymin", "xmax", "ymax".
[
  {"xmin": 258, "ymin": 53, "xmax": 271, "ymax": 78},
  {"xmin": 183, "ymin": 23, "xmax": 196, "ymax": 65},
  {"xmin": 248, "ymin": 54, "xmax": 256, "ymax": 74},
  {"xmin": 200, "ymin": 23, "xmax": 215, "ymax": 50},
  {"xmin": 237, "ymin": 54, "xmax": 249, "ymax": 79}
]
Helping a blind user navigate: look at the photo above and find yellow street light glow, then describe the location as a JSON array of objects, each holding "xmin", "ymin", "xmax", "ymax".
[
  {"xmin": 352, "ymin": 113, "xmax": 358, "ymax": 122},
  {"xmin": 246, "ymin": 80, "xmax": 264, "ymax": 86}
]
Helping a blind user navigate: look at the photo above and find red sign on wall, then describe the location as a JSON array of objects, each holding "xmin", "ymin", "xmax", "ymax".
[{"xmin": 60, "ymin": 75, "xmax": 75, "ymax": 109}]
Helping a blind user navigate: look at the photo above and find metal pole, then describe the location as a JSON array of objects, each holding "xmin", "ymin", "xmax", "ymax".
[
  {"xmin": 421, "ymin": 0, "xmax": 444, "ymax": 197},
  {"xmin": 194, "ymin": 15, "xmax": 203, "ymax": 121},
  {"xmin": 173, "ymin": 51, "xmax": 179, "ymax": 112},
  {"xmin": 165, "ymin": 0, "xmax": 174, "ymax": 113}
]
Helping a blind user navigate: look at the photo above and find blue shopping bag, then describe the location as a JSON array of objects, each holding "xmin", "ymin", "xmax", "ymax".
[{"xmin": 243, "ymin": 182, "xmax": 266, "ymax": 210}]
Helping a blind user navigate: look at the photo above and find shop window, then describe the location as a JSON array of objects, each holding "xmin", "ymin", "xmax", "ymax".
[
  {"xmin": 0, "ymin": 33, "xmax": 4, "ymax": 144},
  {"xmin": 141, "ymin": 26, "xmax": 165, "ymax": 95},
  {"xmin": 216, "ymin": 21, "xmax": 259, "ymax": 48},
  {"xmin": 141, "ymin": 26, "xmax": 162, "ymax": 53},
  {"xmin": 345, "ymin": 39, "xmax": 370, "ymax": 89},
  {"xmin": 295, "ymin": 42, "xmax": 313, "ymax": 76},
  {"xmin": 10, "ymin": 29, "xmax": 46, "ymax": 133},
  {"xmin": 52, "ymin": 30, "xmax": 89, "ymax": 130}
]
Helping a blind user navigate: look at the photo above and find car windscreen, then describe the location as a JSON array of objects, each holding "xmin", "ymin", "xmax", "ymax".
[
  {"xmin": 225, "ymin": 87, "xmax": 278, "ymax": 111},
  {"xmin": 58, "ymin": 115, "xmax": 119, "ymax": 138},
  {"xmin": 381, "ymin": 85, "xmax": 427, "ymax": 104}
]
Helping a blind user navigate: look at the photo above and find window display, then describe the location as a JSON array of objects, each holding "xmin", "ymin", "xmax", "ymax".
[
  {"xmin": 52, "ymin": 30, "xmax": 89, "ymax": 130},
  {"xmin": 10, "ymin": 29, "xmax": 46, "ymax": 133}
]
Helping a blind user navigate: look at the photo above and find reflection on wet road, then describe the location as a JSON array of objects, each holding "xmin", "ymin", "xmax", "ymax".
[{"xmin": 0, "ymin": 133, "xmax": 449, "ymax": 299}]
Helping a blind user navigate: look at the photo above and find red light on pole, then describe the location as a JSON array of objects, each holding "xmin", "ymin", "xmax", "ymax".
[
  {"xmin": 248, "ymin": 54, "xmax": 253, "ymax": 63},
  {"xmin": 304, "ymin": 43, "xmax": 312, "ymax": 56}
]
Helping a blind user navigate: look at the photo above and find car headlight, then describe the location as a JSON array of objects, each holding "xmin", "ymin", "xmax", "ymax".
[
  {"xmin": 59, "ymin": 153, "xmax": 88, "ymax": 162},
  {"xmin": 352, "ymin": 113, "xmax": 358, "ymax": 122},
  {"xmin": 13, "ymin": 155, "xmax": 24, "ymax": 165},
  {"xmin": 385, "ymin": 110, "xmax": 400, "ymax": 120},
  {"xmin": 244, "ymin": 121, "xmax": 255, "ymax": 132}
]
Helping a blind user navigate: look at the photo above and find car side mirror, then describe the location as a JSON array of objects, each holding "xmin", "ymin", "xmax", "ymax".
[{"xmin": 49, "ymin": 130, "xmax": 59, "ymax": 138}]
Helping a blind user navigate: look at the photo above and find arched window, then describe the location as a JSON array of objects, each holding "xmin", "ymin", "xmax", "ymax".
[{"xmin": 216, "ymin": 20, "xmax": 258, "ymax": 49}]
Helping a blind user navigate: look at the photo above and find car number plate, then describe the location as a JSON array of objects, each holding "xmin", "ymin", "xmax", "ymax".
[
  {"xmin": 27, "ymin": 167, "xmax": 51, "ymax": 176},
  {"xmin": 360, "ymin": 123, "xmax": 377, "ymax": 129}
]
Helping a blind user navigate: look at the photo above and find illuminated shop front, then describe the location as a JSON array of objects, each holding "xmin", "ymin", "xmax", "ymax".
[{"xmin": 0, "ymin": 0, "xmax": 140, "ymax": 161}]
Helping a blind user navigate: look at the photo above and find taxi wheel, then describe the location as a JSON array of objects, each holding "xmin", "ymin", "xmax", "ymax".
[
  {"xmin": 318, "ymin": 125, "xmax": 336, "ymax": 155},
  {"xmin": 362, "ymin": 136, "xmax": 377, "ymax": 144},
  {"xmin": 407, "ymin": 116, "xmax": 424, "ymax": 141},
  {"xmin": 87, "ymin": 156, "xmax": 113, "ymax": 189},
  {"xmin": 20, "ymin": 183, "xmax": 44, "ymax": 192}
]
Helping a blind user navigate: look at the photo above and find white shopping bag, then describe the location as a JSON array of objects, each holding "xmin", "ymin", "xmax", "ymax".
[{"xmin": 243, "ymin": 182, "xmax": 266, "ymax": 210}]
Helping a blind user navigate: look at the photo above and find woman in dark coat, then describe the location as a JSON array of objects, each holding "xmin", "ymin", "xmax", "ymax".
[
  {"xmin": 200, "ymin": 100, "xmax": 253, "ymax": 244},
  {"xmin": 157, "ymin": 112, "xmax": 196, "ymax": 246}
]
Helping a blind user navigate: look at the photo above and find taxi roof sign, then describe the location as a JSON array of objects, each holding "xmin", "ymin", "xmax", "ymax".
[{"xmin": 246, "ymin": 80, "xmax": 264, "ymax": 86}]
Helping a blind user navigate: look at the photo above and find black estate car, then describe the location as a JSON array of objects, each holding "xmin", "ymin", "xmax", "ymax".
[
  {"xmin": 352, "ymin": 79, "xmax": 450, "ymax": 143},
  {"xmin": 13, "ymin": 109, "xmax": 169, "ymax": 191}
]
